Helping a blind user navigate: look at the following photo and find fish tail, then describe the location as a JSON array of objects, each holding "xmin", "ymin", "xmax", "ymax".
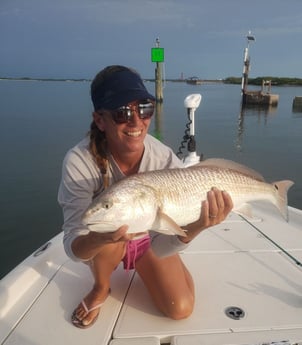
[{"xmin": 273, "ymin": 180, "xmax": 294, "ymax": 221}]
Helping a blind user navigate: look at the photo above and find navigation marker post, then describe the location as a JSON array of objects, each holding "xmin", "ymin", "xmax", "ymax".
[{"xmin": 151, "ymin": 38, "xmax": 164, "ymax": 103}]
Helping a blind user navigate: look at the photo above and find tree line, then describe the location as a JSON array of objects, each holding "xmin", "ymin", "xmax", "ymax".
[{"xmin": 224, "ymin": 76, "xmax": 302, "ymax": 86}]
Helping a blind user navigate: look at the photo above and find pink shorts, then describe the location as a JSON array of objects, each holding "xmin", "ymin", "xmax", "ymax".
[{"xmin": 122, "ymin": 235, "xmax": 151, "ymax": 271}]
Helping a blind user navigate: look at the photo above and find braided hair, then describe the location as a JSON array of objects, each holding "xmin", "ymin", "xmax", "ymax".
[{"xmin": 89, "ymin": 65, "xmax": 136, "ymax": 188}]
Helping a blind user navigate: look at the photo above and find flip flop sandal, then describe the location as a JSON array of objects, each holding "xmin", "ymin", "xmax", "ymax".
[{"xmin": 71, "ymin": 300, "xmax": 104, "ymax": 329}]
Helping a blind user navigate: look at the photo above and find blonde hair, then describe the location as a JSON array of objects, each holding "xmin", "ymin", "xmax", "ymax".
[{"xmin": 89, "ymin": 65, "xmax": 136, "ymax": 188}]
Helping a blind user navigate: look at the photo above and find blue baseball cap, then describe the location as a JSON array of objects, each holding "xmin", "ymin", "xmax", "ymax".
[{"xmin": 91, "ymin": 69, "xmax": 155, "ymax": 111}]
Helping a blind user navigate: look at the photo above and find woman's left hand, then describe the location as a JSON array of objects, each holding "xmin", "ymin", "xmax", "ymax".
[{"xmin": 179, "ymin": 187, "xmax": 233, "ymax": 243}]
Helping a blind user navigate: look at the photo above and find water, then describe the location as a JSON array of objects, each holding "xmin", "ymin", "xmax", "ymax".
[{"xmin": 0, "ymin": 79, "xmax": 301, "ymax": 278}]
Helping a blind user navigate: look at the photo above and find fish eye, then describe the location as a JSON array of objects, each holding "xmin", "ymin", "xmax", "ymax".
[{"xmin": 102, "ymin": 200, "xmax": 112, "ymax": 209}]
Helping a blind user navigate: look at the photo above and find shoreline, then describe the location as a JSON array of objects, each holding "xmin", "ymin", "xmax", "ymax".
[{"xmin": 2, "ymin": 76, "xmax": 302, "ymax": 86}]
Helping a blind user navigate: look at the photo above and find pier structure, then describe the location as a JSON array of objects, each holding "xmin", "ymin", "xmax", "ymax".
[
  {"xmin": 241, "ymin": 32, "xmax": 279, "ymax": 107},
  {"xmin": 292, "ymin": 96, "xmax": 302, "ymax": 112},
  {"xmin": 243, "ymin": 80, "xmax": 279, "ymax": 106}
]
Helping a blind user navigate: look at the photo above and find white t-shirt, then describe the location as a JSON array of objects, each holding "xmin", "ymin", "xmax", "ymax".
[{"xmin": 58, "ymin": 134, "xmax": 189, "ymax": 261}]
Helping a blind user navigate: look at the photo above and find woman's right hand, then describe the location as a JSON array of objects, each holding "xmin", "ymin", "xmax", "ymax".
[
  {"xmin": 87, "ymin": 225, "xmax": 137, "ymax": 244},
  {"xmin": 71, "ymin": 225, "xmax": 135, "ymax": 260}
]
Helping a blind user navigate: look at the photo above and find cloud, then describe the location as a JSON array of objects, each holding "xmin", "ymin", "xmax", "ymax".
[{"xmin": 1, "ymin": 0, "xmax": 302, "ymax": 78}]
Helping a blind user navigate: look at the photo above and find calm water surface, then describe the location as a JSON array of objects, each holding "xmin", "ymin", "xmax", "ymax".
[{"xmin": 1, "ymin": 80, "xmax": 301, "ymax": 278}]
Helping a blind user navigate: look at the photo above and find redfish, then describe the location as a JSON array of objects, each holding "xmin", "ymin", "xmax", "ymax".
[{"xmin": 82, "ymin": 159, "xmax": 294, "ymax": 236}]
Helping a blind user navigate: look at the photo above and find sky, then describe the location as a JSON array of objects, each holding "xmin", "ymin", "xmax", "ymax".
[{"xmin": 1, "ymin": 0, "xmax": 302, "ymax": 80}]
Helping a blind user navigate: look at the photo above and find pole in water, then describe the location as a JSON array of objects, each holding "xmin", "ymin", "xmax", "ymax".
[
  {"xmin": 154, "ymin": 38, "xmax": 163, "ymax": 103},
  {"xmin": 241, "ymin": 31, "xmax": 255, "ymax": 97}
]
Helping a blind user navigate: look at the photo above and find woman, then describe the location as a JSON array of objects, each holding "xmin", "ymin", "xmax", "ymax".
[{"xmin": 58, "ymin": 65, "xmax": 233, "ymax": 329}]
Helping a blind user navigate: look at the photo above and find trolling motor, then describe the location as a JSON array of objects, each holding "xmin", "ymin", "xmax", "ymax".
[{"xmin": 177, "ymin": 93, "xmax": 202, "ymax": 167}]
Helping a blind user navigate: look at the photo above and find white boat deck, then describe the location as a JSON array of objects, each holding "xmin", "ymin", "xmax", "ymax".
[{"xmin": 1, "ymin": 204, "xmax": 302, "ymax": 345}]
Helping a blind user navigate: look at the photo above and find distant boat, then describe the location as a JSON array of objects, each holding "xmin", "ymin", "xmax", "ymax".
[{"xmin": 186, "ymin": 76, "xmax": 202, "ymax": 85}]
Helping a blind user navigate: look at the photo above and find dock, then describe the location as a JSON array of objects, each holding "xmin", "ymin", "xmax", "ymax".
[
  {"xmin": 243, "ymin": 80, "xmax": 279, "ymax": 106},
  {"xmin": 186, "ymin": 77, "xmax": 202, "ymax": 85},
  {"xmin": 243, "ymin": 91, "xmax": 279, "ymax": 106},
  {"xmin": 292, "ymin": 96, "xmax": 302, "ymax": 112}
]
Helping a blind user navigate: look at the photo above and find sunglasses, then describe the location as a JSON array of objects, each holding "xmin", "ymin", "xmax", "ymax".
[{"xmin": 100, "ymin": 100, "xmax": 155, "ymax": 124}]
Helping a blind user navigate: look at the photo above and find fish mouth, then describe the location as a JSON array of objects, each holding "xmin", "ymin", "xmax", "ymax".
[{"xmin": 83, "ymin": 221, "xmax": 118, "ymax": 232}]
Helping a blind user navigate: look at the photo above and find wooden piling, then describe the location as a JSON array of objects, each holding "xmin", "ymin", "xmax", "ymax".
[{"xmin": 155, "ymin": 62, "xmax": 163, "ymax": 103}]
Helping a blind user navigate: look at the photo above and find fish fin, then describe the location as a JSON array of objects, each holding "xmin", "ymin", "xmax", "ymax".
[
  {"xmin": 233, "ymin": 203, "xmax": 254, "ymax": 219},
  {"xmin": 152, "ymin": 211, "xmax": 187, "ymax": 237},
  {"xmin": 195, "ymin": 158, "xmax": 265, "ymax": 182},
  {"xmin": 272, "ymin": 180, "xmax": 294, "ymax": 221}
]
